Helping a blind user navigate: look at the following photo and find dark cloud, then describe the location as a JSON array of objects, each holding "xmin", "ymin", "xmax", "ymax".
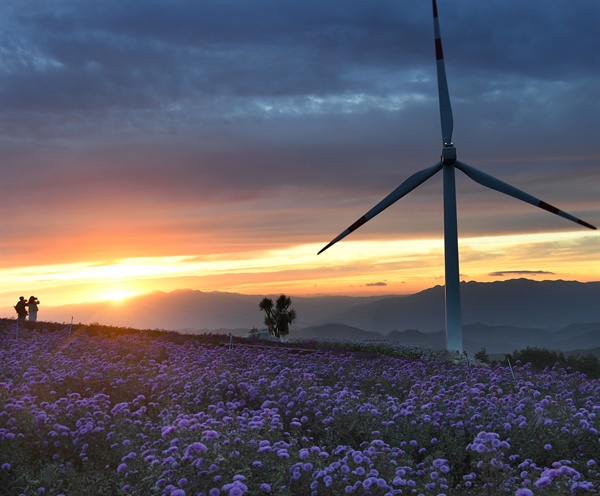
[
  {"xmin": 489, "ymin": 271, "xmax": 556, "ymax": 277},
  {"xmin": 1, "ymin": 1, "xmax": 598, "ymax": 267},
  {"xmin": 365, "ymin": 282, "xmax": 387, "ymax": 287}
]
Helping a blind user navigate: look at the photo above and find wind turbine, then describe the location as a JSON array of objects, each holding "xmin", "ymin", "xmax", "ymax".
[{"xmin": 318, "ymin": 0, "xmax": 597, "ymax": 354}]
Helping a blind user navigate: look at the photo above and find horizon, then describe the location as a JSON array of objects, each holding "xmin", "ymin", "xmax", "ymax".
[
  {"xmin": 2, "ymin": 276, "xmax": 598, "ymax": 317},
  {"xmin": 1, "ymin": 1, "xmax": 598, "ymax": 311}
]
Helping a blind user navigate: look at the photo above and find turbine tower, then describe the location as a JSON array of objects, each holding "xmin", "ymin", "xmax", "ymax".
[{"xmin": 318, "ymin": 0, "xmax": 597, "ymax": 354}]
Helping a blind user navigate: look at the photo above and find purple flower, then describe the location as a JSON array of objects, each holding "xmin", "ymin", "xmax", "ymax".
[
  {"xmin": 259, "ymin": 483, "xmax": 271, "ymax": 492},
  {"xmin": 544, "ymin": 444, "xmax": 552, "ymax": 451},
  {"xmin": 110, "ymin": 402, "xmax": 129, "ymax": 416},
  {"xmin": 222, "ymin": 480, "xmax": 247, "ymax": 496},
  {"xmin": 534, "ymin": 477, "xmax": 552, "ymax": 488},
  {"xmin": 161, "ymin": 426, "xmax": 177, "ymax": 438},
  {"xmin": 572, "ymin": 482, "xmax": 594, "ymax": 491},
  {"xmin": 515, "ymin": 489, "xmax": 533, "ymax": 496},
  {"xmin": 203, "ymin": 430, "xmax": 219, "ymax": 440},
  {"xmin": 184, "ymin": 442, "xmax": 208, "ymax": 457}
]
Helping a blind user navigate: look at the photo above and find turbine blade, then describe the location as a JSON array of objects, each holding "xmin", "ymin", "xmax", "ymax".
[
  {"xmin": 318, "ymin": 163, "xmax": 443, "ymax": 254},
  {"xmin": 433, "ymin": 0, "xmax": 454, "ymax": 146},
  {"xmin": 456, "ymin": 161, "xmax": 597, "ymax": 230}
]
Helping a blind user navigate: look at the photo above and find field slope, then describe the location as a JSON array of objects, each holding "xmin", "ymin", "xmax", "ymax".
[{"xmin": 0, "ymin": 321, "xmax": 598, "ymax": 495}]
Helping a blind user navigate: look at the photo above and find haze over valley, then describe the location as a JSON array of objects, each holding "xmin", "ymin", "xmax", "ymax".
[{"xmin": 13, "ymin": 279, "xmax": 599, "ymax": 356}]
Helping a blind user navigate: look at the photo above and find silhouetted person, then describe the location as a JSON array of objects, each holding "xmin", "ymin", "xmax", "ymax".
[
  {"xmin": 14, "ymin": 296, "xmax": 28, "ymax": 324},
  {"xmin": 27, "ymin": 296, "xmax": 40, "ymax": 322}
]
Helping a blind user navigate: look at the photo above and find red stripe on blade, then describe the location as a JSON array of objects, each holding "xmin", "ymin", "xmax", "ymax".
[
  {"xmin": 578, "ymin": 219, "xmax": 597, "ymax": 230},
  {"xmin": 432, "ymin": 0, "xmax": 438, "ymax": 18},
  {"xmin": 435, "ymin": 39, "xmax": 444, "ymax": 60},
  {"xmin": 539, "ymin": 200, "xmax": 560, "ymax": 215},
  {"xmin": 348, "ymin": 216, "xmax": 368, "ymax": 232}
]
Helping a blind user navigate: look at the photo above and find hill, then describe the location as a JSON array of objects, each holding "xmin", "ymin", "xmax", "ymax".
[
  {"xmin": 323, "ymin": 279, "xmax": 600, "ymax": 332},
  {"xmin": 380, "ymin": 322, "xmax": 600, "ymax": 355}
]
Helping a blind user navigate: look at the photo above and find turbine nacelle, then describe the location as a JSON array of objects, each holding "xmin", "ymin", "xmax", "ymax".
[{"xmin": 441, "ymin": 144, "xmax": 456, "ymax": 165}]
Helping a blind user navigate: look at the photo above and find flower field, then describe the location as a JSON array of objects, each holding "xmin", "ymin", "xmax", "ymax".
[{"xmin": 0, "ymin": 323, "xmax": 598, "ymax": 495}]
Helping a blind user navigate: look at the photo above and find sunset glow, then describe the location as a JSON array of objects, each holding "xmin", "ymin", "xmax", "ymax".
[{"xmin": 1, "ymin": 230, "xmax": 597, "ymax": 313}]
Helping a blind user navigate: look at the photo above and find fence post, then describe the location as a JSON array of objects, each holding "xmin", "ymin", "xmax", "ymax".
[
  {"xmin": 463, "ymin": 351, "xmax": 471, "ymax": 370},
  {"xmin": 507, "ymin": 358, "xmax": 516, "ymax": 381}
]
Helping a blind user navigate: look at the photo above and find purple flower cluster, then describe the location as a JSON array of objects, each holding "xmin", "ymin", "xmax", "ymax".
[{"xmin": 0, "ymin": 324, "xmax": 598, "ymax": 495}]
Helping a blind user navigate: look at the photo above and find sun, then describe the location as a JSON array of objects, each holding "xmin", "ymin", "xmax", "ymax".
[{"xmin": 99, "ymin": 289, "xmax": 138, "ymax": 302}]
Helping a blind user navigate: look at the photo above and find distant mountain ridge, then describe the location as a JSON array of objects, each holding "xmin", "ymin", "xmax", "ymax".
[
  {"xmin": 295, "ymin": 322, "xmax": 600, "ymax": 355},
  {"xmin": 20, "ymin": 279, "xmax": 600, "ymax": 354},
  {"xmin": 323, "ymin": 279, "xmax": 600, "ymax": 332}
]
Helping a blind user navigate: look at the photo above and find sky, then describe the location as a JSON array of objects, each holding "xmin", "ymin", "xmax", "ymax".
[{"xmin": 1, "ymin": 0, "xmax": 599, "ymax": 312}]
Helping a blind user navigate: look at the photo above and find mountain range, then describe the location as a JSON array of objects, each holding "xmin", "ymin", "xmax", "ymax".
[
  {"xmin": 19, "ymin": 279, "xmax": 600, "ymax": 354},
  {"xmin": 319, "ymin": 279, "xmax": 599, "ymax": 332},
  {"xmin": 296, "ymin": 322, "xmax": 599, "ymax": 356}
]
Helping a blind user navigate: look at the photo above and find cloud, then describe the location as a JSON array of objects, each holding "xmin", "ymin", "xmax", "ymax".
[
  {"xmin": 365, "ymin": 282, "xmax": 387, "ymax": 287},
  {"xmin": 1, "ymin": 0, "xmax": 597, "ymax": 284},
  {"xmin": 488, "ymin": 270, "xmax": 556, "ymax": 277}
]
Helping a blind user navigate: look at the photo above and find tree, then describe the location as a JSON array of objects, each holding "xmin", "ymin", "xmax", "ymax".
[
  {"xmin": 258, "ymin": 294, "xmax": 297, "ymax": 341},
  {"xmin": 474, "ymin": 347, "xmax": 490, "ymax": 364}
]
